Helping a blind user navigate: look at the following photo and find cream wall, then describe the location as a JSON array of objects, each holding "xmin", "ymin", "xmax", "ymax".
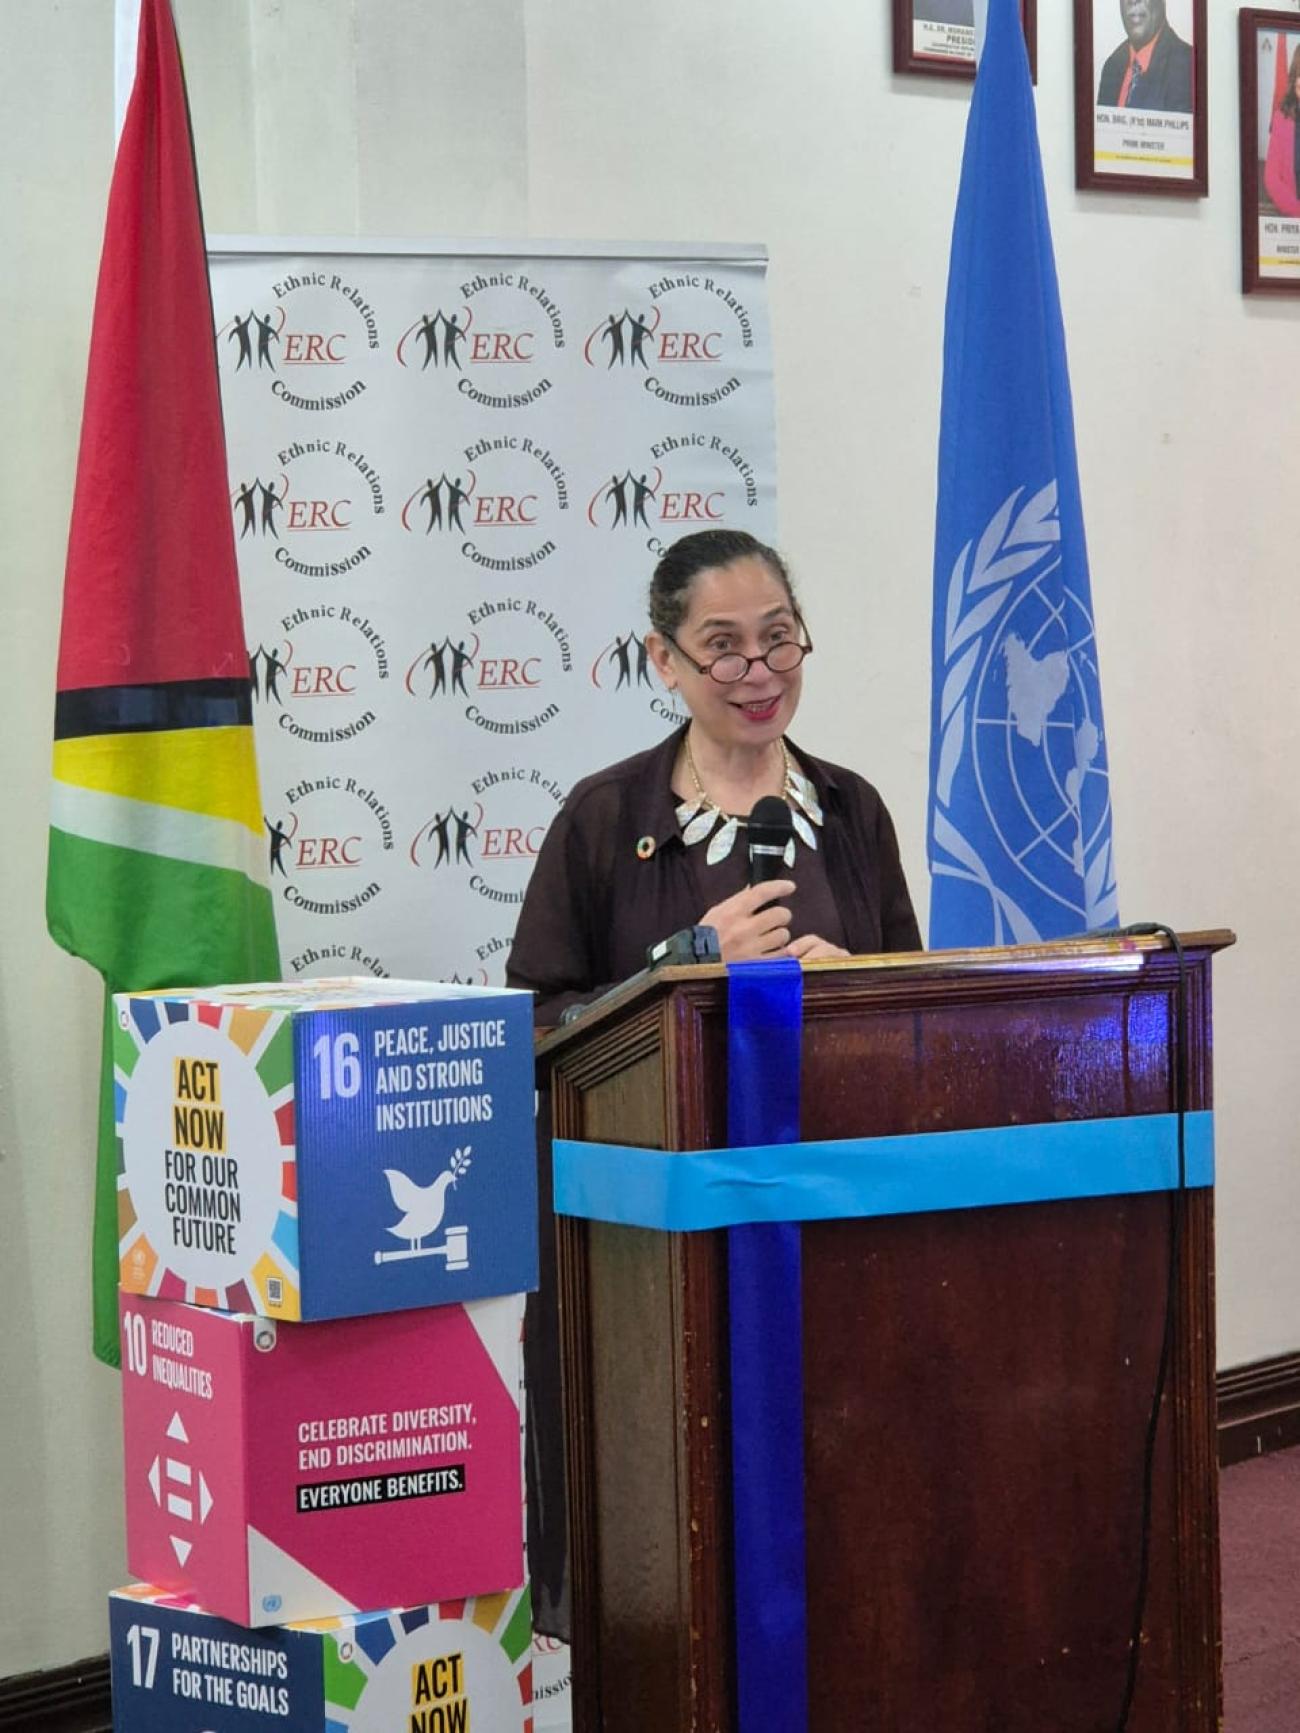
[{"xmin": 3, "ymin": 0, "xmax": 1297, "ymax": 1677}]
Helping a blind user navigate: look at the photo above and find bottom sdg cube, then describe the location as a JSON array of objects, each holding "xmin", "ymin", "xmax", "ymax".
[
  {"xmin": 110, "ymin": 1584, "xmax": 533, "ymax": 1731},
  {"xmin": 121, "ymin": 1291, "xmax": 525, "ymax": 1624}
]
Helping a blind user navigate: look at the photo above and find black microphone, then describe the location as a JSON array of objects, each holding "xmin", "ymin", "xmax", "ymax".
[{"xmin": 747, "ymin": 795, "xmax": 793, "ymax": 885}]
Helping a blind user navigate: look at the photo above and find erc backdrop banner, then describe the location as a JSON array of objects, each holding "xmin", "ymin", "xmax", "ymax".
[{"xmin": 210, "ymin": 239, "xmax": 777, "ymax": 986}]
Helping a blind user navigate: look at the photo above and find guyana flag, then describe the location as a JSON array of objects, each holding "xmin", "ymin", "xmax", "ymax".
[{"xmin": 47, "ymin": 0, "xmax": 279, "ymax": 1366}]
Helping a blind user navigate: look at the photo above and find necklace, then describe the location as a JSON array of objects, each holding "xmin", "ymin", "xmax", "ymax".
[{"xmin": 676, "ymin": 738, "xmax": 824, "ymax": 866}]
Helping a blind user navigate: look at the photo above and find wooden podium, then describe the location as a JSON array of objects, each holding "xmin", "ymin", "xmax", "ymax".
[{"xmin": 536, "ymin": 932, "xmax": 1231, "ymax": 1732}]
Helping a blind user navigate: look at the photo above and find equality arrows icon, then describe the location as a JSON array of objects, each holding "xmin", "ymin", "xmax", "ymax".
[{"xmin": 147, "ymin": 1411, "xmax": 213, "ymax": 1570}]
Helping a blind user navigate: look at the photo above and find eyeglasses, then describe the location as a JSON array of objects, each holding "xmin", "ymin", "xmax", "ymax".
[{"xmin": 663, "ymin": 631, "xmax": 814, "ymax": 686}]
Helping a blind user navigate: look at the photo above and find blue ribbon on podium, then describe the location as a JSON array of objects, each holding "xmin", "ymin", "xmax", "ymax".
[
  {"xmin": 553, "ymin": 1113, "xmax": 1214, "ymax": 1231},
  {"xmin": 726, "ymin": 958, "xmax": 806, "ymax": 1733}
]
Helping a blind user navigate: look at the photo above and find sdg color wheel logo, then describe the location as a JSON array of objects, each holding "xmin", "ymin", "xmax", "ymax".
[
  {"xmin": 323, "ymin": 1590, "xmax": 532, "ymax": 1729},
  {"xmin": 115, "ymin": 998, "xmax": 300, "ymax": 1315}
]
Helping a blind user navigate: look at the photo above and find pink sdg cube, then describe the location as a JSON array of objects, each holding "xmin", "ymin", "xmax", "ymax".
[{"xmin": 120, "ymin": 1292, "xmax": 524, "ymax": 1626}]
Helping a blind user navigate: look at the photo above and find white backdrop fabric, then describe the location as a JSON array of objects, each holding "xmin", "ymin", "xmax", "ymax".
[{"xmin": 211, "ymin": 239, "xmax": 778, "ymax": 987}]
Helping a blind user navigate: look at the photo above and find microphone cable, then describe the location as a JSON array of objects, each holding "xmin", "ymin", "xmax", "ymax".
[{"xmin": 1109, "ymin": 922, "xmax": 1189, "ymax": 1733}]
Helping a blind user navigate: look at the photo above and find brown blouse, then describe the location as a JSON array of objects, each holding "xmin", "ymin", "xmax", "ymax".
[
  {"xmin": 506, "ymin": 724, "xmax": 922, "ymax": 1024},
  {"xmin": 681, "ymin": 801, "xmax": 847, "ymax": 954}
]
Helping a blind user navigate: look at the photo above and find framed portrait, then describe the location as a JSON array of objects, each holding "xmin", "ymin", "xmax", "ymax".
[
  {"xmin": 892, "ymin": 0, "xmax": 1038, "ymax": 82},
  {"xmin": 1239, "ymin": 11, "xmax": 1300, "ymax": 294},
  {"xmin": 1073, "ymin": 0, "xmax": 1208, "ymax": 195}
]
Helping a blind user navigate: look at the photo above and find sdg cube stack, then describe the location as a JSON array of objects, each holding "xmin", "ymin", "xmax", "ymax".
[{"xmin": 107, "ymin": 978, "xmax": 539, "ymax": 1732}]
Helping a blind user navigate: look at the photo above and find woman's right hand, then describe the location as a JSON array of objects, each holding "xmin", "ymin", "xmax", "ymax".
[{"xmin": 700, "ymin": 880, "xmax": 795, "ymax": 962}]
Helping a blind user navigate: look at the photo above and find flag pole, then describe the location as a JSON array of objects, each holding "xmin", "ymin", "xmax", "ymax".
[{"xmin": 114, "ymin": 0, "xmax": 143, "ymax": 144}]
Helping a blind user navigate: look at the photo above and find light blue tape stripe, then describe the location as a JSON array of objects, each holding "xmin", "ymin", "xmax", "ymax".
[{"xmin": 554, "ymin": 1111, "xmax": 1213, "ymax": 1231}]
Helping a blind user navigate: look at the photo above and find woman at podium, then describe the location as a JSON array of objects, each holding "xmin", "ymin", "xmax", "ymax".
[{"xmin": 507, "ymin": 530, "xmax": 920, "ymax": 1025}]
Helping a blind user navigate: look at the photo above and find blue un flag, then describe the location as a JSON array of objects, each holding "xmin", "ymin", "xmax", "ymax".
[{"xmin": 927, "ymin": 0, "xmax": 1118, "ymax": 947}]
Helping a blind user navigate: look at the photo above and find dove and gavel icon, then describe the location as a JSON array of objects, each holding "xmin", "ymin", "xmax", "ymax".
[{"xmin": 372, "ymin": 1146, "xmax": 472, "ymax": 1270}]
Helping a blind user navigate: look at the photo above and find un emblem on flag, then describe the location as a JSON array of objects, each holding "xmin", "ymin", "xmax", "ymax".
[{"xmin": 932, "ymin": 482, "xmax": 1117, "ymax": 942}]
